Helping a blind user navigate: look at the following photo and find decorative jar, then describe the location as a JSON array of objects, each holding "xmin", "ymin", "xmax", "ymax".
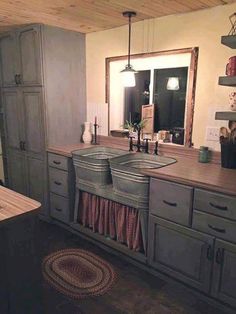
[{"xmin": 82, "ymin": 122, "xmax": 92, "ymax": 144}]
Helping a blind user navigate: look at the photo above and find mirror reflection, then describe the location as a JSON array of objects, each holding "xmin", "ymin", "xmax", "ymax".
[{"xmin": 106, "ymin": 48, "xmax": 198, "ymax": 146}]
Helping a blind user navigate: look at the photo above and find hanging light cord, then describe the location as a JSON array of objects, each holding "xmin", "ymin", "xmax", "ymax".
[{"xmin": 127, "ymin": 13, "xmax": 131, "ymax": 67}]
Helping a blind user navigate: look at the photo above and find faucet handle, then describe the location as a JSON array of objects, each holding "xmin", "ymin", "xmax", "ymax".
[
  {"xmin": 143, "ymin": 138, "xmax": 150, "ymax": 154},
  {"xmin": 154, "ymin": 141, "xmax": 159, "ymax": 155},
  {"xmin": 129, "ymin": 136, "xmax": 135, "ymax": 151}
]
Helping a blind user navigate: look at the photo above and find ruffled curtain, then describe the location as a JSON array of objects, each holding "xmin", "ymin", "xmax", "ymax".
[{"xmin": 78, "ymin": 191, "xmax": 143, "ymax": 252}]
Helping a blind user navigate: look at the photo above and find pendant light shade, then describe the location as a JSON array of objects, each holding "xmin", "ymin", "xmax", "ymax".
[
  {"xmin": 167, "ymin": 77, "xmax": 180, "ymax": 90},
  {"xmin": 121, "ymin": 11, "xmax": 137, "ymax": 87}
]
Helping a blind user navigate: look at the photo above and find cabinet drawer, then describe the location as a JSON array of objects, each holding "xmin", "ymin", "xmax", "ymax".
[
  {"xmin": 194, "ymin": 189, "xmax": 236, "ymax": 220},
  {"xmin": 50, "ymin": 193, "xmax": 70, "ymax": 223},
  {"xmin": 49, "ymin": 167, "xmax": 68, "ymax": 197},
  {"xmin": 48, "ymin": 153, "xmax": 68, "ymax": 171},
  {"xmin": 149, "ymin": 178, "xmax": 193, "ymax": 226},
  {"xmin": 192, "ymin": 210, "xmax": 236, "ymax": 243}
]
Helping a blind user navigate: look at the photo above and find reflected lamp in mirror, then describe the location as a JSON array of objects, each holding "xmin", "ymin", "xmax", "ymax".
[{"xmin": 167, "ymin": 77, "xmax": 180, "ymax": 90}]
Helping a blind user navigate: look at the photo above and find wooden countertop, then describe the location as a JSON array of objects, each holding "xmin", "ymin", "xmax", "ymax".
[
  {"xmin": 0, "ymin": 186, "xmax": 41, "ymax": 223},
  {"xmin": 142, "ymin": 157, "xmax": 236, "ymax": 196},
  {"xmin": 47, "ymin": 140, "xmax": 236, "ymax": 197},
  {"xmin": 47, "ymin": 143, "xmax": 94, "ymax": 157}
]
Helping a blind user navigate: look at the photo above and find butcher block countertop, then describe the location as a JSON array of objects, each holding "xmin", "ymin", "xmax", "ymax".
[
  {"xmin": 47, "ymin": 142, "xmax": 236, "ymax": 197},
  {"xmin": 142, "ymin": 157, "xmax": 236, "ymax": 197},
  {"xmin": 47, "ymin": 143, "xmax": 94, "ymax": 157},
  {"xmin": 0, "ymin": 186, "xmax": 41, "ymax": 223}
]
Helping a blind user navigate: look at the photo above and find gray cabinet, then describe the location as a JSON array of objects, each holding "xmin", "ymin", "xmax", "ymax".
[
  {"xmin": 0, "ymin": 33, "xmax": 18, "ymax": 87},
  {"xmin": 27, "ymin": 156, "xmax": 46, "ymax": 208},
  {"xmin": 148, "ymin": 177, "xmax": 236, "ymax": 309},
  {"xmin": 149, "ymin": 178, "xmax": 193, "ymax": 226},
  {"xmin": 211, "ymin": 239, "xmax": 236, "ymax": 307},
  {"xmin": 17, "ymin": 25, "xmax": 42, "ymax": 86},
  {"xmin": 7, "ymin": 149, "xmax": 27, "ymax": 195},
  {"xmin": 0, "ymin": 24, "xmax": 86, "ymax": 219},
  {"xmin": 48, "ymin": 152, "xmax": 75, "ymax": 224},
  {"xmin": 148, "ymin": 216, "xmax": 214, "ymax": 292},
  {"xmin": 2, "ymin": 89, "xmax": 22, "ymax": 151},
  {"xmin": 0, "ymin": 26, "xmax": 42, "ymax": 87},
  {"xmin": 22, "ymin": 87, "xmax": 45, "ymax": 157}
]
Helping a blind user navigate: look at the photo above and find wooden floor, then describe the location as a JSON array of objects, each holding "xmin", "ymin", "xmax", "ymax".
[{"xmin": 33, "ymin": 220, "xmax": 229, "ymax": 314}]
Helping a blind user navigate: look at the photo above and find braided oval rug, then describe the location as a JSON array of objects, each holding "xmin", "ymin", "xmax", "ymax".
[{"xmin": 42, "ymin": 249, "xmax": 116, "ymax": 299}]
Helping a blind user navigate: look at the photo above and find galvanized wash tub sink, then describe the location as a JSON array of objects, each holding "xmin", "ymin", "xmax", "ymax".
[
  {"xmin": 109, "ymin": 153, "xmax": 176, "ymax": 206},
  {"xmin": 72, "ymin": 146, "xmax": 129, "ymax": 187}
]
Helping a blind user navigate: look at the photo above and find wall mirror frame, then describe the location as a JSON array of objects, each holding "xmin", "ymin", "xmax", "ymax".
[{"xmin": 105, "ymin": 47, "xmax": 199, "ymax": 147}]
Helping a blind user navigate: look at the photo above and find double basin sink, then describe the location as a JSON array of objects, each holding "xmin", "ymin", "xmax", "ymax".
[{"xmin": 72, "ymin": 146, "xmax": 176, "ymax": 207}]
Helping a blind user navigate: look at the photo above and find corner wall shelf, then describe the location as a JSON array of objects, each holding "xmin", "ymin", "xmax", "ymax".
[
  {"xmin": 215, "ymin": 111, "xmax": 236, "ymax": 121},
  {"xmin": 221, "ymin": 35, "xmax": 236, "ymax": 48},
  {"xmin": 218, "ymin": 76, "xmax": 236, "ymax": 86}
]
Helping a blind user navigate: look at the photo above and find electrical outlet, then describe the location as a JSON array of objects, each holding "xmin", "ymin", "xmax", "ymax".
[{"xmin": 206, "ymin": 127, "xmax": 219, "ymax": 141}]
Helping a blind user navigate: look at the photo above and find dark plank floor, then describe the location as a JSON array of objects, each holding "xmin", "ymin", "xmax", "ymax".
[{"xmin": 37, "ymin": 221, "xmax": 227, "ymax": 314}]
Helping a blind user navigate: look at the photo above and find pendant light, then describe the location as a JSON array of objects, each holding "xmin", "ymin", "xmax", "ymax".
[
  {"xmin": 121, "ymin": 11, "xmax": 137, "ymax": 87},
  {"xmin": 167, "ymin": 77, "xmax": 180, "ymax": 90}
]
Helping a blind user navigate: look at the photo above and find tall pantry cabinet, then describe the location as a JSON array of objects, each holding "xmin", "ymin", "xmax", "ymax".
[{"xmin": 0, "ymin": 24, "xmax": 86, "ymax": 217}]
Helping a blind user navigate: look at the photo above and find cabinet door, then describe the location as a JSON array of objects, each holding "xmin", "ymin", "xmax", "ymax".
[
  {"xmin": 0, "ymin": 32, "xmax": 18, "ymax": 86},
  {"xmin": 148, "ymin": 216, "xmax": 214, "ymax": 292},
  {"xmin": 2, "ymin": 89, "xmax": 23, "ymax": 151},
  {"xmin": 21, "ymin": 88, "xmax": 45, "ymax": 157},
  {"xmin": 211, "ymin": 239, "xmax": 236, "ymax": 308},
  {"xmin": 7, "ymin": 149, "xmax": 27, "ymax": 195},
  {"xmin": 27, "ymin": 157, "xmax": 47, "ymax": 215},
  {"xmin": 17, "ymin": 25, "xmax": 42, "ymax": 86}
]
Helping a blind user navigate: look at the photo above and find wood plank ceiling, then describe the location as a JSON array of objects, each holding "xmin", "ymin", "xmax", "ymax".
[{"xmin": 0, "ymin": 0, "xmax": 235, "ymax": 33}]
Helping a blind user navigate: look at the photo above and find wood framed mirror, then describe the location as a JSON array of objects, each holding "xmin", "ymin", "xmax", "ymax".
[{"xmin": 106, "ymin": 47, "xmax": 198, "ymax": 147}]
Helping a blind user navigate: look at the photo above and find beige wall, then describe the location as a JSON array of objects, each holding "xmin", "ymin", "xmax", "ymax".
[{"xmin": 86, "ymin": 3, "xmax": 236, "ymax": 149}]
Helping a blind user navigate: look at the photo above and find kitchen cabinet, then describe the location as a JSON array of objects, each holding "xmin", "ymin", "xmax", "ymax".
[
  {"xmin": 0, "ymin": 33, "xmax": 18, "ymax": 87},
  {"xmin": 7, "ymin": 149, "xmax": 27, "ymax": 195},
  {"xmin": 211, "ymin": 239, "xmax": 236, "ymax": 308},
  {"xmin": 148, "ymin": 177, "xmax": 236, "ymax": 310},
  {"xmin": 148, "ymin": 216, "xmax": 214, "ymax": 292},
  {"xmin": 0, "ymin": 24, "xmax": 86, "ymax": 218},
  {"xmin": 2, "ymin": 87, "xmax": 45, "ymax": 157},
  {"xmin": 2, "ymin": 89, "xmax": 22, "ymax": 151},
  {"xmin": 0, "ymin": 25, "xmax": 42, "ymax": 87},
  {"xmin": 48, "ymin": 152, "xmax": 75, "ymax": 224}
]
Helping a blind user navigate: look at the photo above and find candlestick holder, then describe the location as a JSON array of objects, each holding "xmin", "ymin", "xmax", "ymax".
[{"xmin": 92, "ymin": 123, "xmax": 99, "ymax": 145}]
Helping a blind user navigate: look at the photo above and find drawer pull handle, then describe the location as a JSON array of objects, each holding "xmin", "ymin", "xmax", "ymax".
[
  {"xmin": 208, "ymin": 224, "xmax": 226, "ymax": 233},
  {"xmin": 55, "ymin": 207, "xmax": 62, "ymax": 212},
  {"xmin": 54, "ymin": 181, "xmax": 62, "ymax": 186},
  {"xmin": 209, "ymin": 202, "xmax": 228, "ymax": 211},
  {"xmin": 216, "ymin": 248, "xmax": 224, "ymax": 265},
  {"xmin": 53, "ymin": 160, "xmax": 61, "ymax": 165},
  {"xmin": 163, "ymin": 200, "xmax": 177, "ymax": 207}
]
